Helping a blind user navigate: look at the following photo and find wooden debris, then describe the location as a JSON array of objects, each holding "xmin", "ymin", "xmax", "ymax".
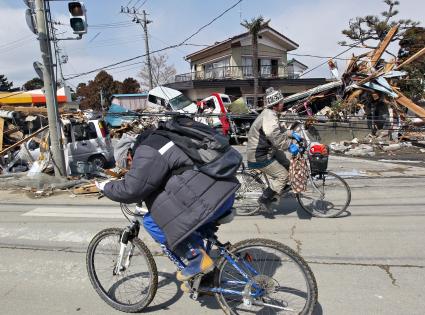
[
  {"xmin": 370, "ymin": 24, "xmax": 399, "ymax": 67},
  {"xmin": 394, "ymin": 90, "xmax": 425, "ymax": 121},
  {"xmin": 72, "ymin": 183, "xmax": 100, "ymax": 195},
  {"xmin": 395, "ymin": 47, "xmax": 425, "ymax": 70},
  {"xmin": 103, "ymin": 168, "xmax": 127, "ymax": 178},
  {"xmin": 0, "ymin": 125, "xmax": 48, "ymax": 156}
]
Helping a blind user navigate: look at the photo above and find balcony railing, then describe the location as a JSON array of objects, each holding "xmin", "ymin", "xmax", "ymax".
[{"xmin": 172, "ymin": 65, "xmax": 300, "ymax": 83}]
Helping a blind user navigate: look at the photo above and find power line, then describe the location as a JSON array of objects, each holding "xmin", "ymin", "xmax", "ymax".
[
  {"xmin": 132, "ymin": 0, "xmax": 142, "ymax": 8},
  {"xmin": 298, "ymin": 43, "xmax": 360, "ymax": 78},
  {"xmin": 64, "ymin": 0, "xmax": 243, "ymax": 80},
  {"xmin": 0, "ymin": 34, "xmax": 33, "ymax": 49},
  {"xmin": 181, "ymin": 0, "xmax": 242, "ymax": 44},
  {"xmin": 0, "ymin": 91, "xmax": 27, "ymax": 100},
  {"xmin": 136, "ymin": 0, "xmax": 148, "ymax": 10},
  {"xmin": 287, "ymin": 52, "xmax": 368, "ymax": 61}
]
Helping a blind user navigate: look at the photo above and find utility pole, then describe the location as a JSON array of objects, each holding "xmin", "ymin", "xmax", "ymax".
[
  {"xmin": 121, "ymin": 6, "xmax": 153, "ymax": 89},
  {"xmin": 142, "ymin": 10, "xmax": 153, "ymax": 89},
  {"xmin": 100, "ymin": 89, "xmax": 105, "ymax": 117},
  {"xmin": 34, "ymin": 0, "xmax": 66, "ymax": 177}
]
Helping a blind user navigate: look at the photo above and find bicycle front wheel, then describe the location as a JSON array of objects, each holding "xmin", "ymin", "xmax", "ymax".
[
  {"xmin": 86, "ymin": 228, "xmax": 158, "ymax": 313},
  {"xmin": 214, "ymin": 239, "xmax": 317, "ymax": 315},
  {"xmin": 297, "ymin": 171, "xmax": 351, "ymax": 218},
  {"xmin": 234, "ymin": 171, "xmax": 264, "ymax": 216}
]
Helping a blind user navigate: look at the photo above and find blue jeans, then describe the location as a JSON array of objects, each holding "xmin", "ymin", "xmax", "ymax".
[{"xmin": 143, "ymin": 194, "xmax": 235, "ymax": 251}]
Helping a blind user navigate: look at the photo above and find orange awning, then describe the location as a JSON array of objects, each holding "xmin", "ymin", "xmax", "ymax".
[{"xmin": 0, "ymin": 88, "xmax": 67, "ymax": 105}]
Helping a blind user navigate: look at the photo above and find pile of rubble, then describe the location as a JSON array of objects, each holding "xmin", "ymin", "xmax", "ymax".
[
  {"xmin": 0, "ymin": 101, "xmax": 163, "ymax": 196},
  {"xmin": 329, "ymin": 132, "xmax": 425, "ymax": 158},
  {"xmin": 284, "ymin": 24, "xmax": 425, "ymax": 140}
]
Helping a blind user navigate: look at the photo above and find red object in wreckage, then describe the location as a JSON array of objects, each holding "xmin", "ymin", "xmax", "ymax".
[
  {"xmin": 309, "ymin": 143, "xmax": 329, "ymax": 156},
  {"xmin": 211, "ymin": 92, "xmax": 230, "ymax": 135}
]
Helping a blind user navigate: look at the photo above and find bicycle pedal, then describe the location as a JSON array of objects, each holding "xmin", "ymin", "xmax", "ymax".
[{"xmin": 190, "ymin": 291, "xmax": 199, "ymax": 301}]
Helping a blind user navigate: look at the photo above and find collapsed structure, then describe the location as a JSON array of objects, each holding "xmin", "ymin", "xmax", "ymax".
[{"xmin": 284, "ymin": 25, "xmax": 425, "ymax": 139}]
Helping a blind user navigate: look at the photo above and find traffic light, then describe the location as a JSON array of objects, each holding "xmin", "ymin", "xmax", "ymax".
[{"xmin": 68, "ymin": 1, "xmax": 87, "ymax": 35}]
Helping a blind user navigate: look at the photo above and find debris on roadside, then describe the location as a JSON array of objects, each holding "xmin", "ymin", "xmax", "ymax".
[{"xmin": 284, "ymin": 24, "xmax": 425, "ymax": 142}]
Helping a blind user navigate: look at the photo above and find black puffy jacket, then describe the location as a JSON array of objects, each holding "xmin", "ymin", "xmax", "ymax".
[{"xmin": 103, "ymin": 131, "xmax": 239, "ymax": 249}]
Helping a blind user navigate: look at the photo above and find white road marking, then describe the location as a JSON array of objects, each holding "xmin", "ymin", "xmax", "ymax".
[{"xmin": 22, "ymin": 205, "xmax": 147, "ymax": 219}]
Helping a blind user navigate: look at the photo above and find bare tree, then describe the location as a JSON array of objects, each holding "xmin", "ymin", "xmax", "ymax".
[
  {"xmin": 138, "ymin": 53, "xmax": 177, "ymax": 90},
  {"xmin": 242, "ymin": 16, "xmax": 270, "ymax": 108}
]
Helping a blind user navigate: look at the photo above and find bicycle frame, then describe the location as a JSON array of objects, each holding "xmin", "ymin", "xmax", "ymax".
[{"xmin": 114, "ymin": 217, "xmax": 266, "ymax": 300}]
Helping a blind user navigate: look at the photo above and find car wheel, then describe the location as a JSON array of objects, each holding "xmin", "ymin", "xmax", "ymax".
[{"xmin": 88, "ymin": 155, "xmax": 107, "ymax": 169}]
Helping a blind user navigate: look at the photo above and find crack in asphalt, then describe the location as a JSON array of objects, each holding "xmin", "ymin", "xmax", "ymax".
[
  {"xmin": 2, "ymin": 284, "xmax": 18, "ymax": 297},
  {"xmin": 289, "ymin": 224, "xmax": 302, "ymax": 255},
  {"xmin": 378, "ymin": 265, "xmax": 399, "ymax": 287},
  {"xmin": 307, "ymin": 260, "xmax": 424, "ymax": 269},
  {"xmin": 254, "ymin": 223, "xmax": 261, "ymax": 234}
]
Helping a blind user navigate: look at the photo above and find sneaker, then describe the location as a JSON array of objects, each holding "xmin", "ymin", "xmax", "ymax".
[
  {"xmin": 258, "ymin": 195, "xmax": 273, "ymax": 213},
  {"xmin": 176, "ymin": 249, "xmax": 214, "ymax": 282}
]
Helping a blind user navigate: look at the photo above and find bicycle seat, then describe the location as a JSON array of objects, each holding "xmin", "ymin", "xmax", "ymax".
[{"xmin": 216, "ymin": 208, "xmax": 236, "ymax": 225}]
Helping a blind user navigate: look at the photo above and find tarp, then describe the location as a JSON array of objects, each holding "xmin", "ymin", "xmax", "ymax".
[{"xmin": 227, "ymin": 97, "xmax": 249, "ymax": 114}]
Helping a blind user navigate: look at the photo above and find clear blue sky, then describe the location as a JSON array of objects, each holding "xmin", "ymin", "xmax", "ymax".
[{"xmin": 1, "ymin": 0, "xmax": 423, "ymax": 89}]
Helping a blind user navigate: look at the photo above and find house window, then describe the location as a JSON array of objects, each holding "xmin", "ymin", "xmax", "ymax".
[
  {"xmin": 204, "ymin": 57, "xmax": 230, "ymax": 79},
  {"xmin": 260, "ymin": 59, "xmax": 272, "ymax": 77},
  {"xmin": 242, "ymin": 57, "xmax": 253, "ymax": 77},
  {"xmin": 244, "ymin": 95, "xmax": 264, "ymax": 109}
]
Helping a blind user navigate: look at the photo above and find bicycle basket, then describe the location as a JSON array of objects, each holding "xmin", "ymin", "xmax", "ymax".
[{"xmin": 308, "ymin": 143, "xmax": 329, "ymax": 174}]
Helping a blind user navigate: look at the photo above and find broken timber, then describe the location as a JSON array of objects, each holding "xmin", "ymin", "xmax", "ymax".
[
  {"xmin": 0, "ymin": 125, "xmax": 49, "ymax": 156},
  {"xmin": 394, "ymin": 90, "xmax": 425, "ymax": 122},
  {"xmin": 73, "ymin": 183, "xmax": 100, "ymax": 195},
  {"xmin": 370, "ymin": 24, "xmax": 399, "ymax": 68},
  {"xmin": 395, "ymin": 47, "xmax": 425, "ymax": 70}
]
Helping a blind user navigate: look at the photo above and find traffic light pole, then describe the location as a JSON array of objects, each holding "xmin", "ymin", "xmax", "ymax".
[{"xmin": 34, "ymin": 0, "xmax": 67, "ymax": 177}]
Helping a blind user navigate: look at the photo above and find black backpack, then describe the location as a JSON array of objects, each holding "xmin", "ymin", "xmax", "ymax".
[{"xmin": 154, "ymin": 116, "xmax": 242, "ymax": 179}]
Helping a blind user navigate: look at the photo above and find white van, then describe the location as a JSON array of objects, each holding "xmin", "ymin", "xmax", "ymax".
[
  {"xmin": 147, "ymin": 86, "xmax": 198, "ymax": 113},
  {"xmin": 62, "ymin": 119, "xmax": 114, "ymax": 173},
  {"xmin": 6, "ymin": 119, "xmax": 114, "ymax": 175}
]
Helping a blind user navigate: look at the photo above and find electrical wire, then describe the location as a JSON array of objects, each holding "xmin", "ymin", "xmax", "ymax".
[
  {"xmin": 298, "ymin": 42, "xmax": 361, "ymax": 78},
  {"xmin": 0, "ymin": 91, "xmax": 27, "ymax": 100},
  {"xmin": 64, "ymin": 0, "xmax": 243, "ymax": 80},
  {"xmin": 0, "ymin": 34, "xmax": 34, "ymax": 50},
  {"xmin": 136, "ymin": 0, "xmax": 148, "ymax": 11},
  {"xmin": 287, "ymin": 52, "xmax": 368, "ymax": 61}
]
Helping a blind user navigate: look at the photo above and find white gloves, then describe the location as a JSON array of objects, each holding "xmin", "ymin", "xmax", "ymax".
[{"xmin": 95, "ymin": 180, "xmax": 110, "ymax": 192}]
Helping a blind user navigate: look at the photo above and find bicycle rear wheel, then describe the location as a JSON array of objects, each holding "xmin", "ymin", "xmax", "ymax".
[
  {"xmin": 86, "ymin": 228, "xmax": 158, "ymax": 313},
  {"xmin": 214, "ymin": 239, "xmax": 317, "ymax": 315},
  {"xmin": 234, "ymin": 171, "xmax": 264, "ymax": 216},
  {"xmin": 297, "ymin": 171, "xmax": 351, "ymax": 218}
]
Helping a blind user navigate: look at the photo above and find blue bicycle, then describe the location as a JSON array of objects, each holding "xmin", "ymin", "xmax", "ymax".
[{"xmin": 86, "ymin": 203, "xmax": 318, "ymax": 314}]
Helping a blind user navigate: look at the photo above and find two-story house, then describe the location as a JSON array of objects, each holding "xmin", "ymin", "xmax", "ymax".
[{"xmin": 165, "ymin": 25, "xmax": 327, "ymax": 107}]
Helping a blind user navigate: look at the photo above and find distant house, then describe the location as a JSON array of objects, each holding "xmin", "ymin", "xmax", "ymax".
[
  {"xmin": 287, "ymin": 59, "xmax": 308, "ymax": 78},
  {"xmin": 165, "ymin": 25, "xmax": 326, "ymax": 107},
  {"xmin": 110, "ymin": 93, "xmax": 148, "ymax": 111}
]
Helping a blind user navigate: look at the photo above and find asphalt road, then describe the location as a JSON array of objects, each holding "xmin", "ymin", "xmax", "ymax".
[{"xmin": 0, "ymin": 155, "xmax": 425, "ymax": 315}]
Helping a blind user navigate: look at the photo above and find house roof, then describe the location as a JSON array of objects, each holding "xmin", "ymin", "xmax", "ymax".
[
  {"xmin": 185, "ymin": 25, "xmax": 299, "ymax": 61},
  {"xmin": 287, "ymin": 58, "xmax": 308, "ymax": 69}
]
